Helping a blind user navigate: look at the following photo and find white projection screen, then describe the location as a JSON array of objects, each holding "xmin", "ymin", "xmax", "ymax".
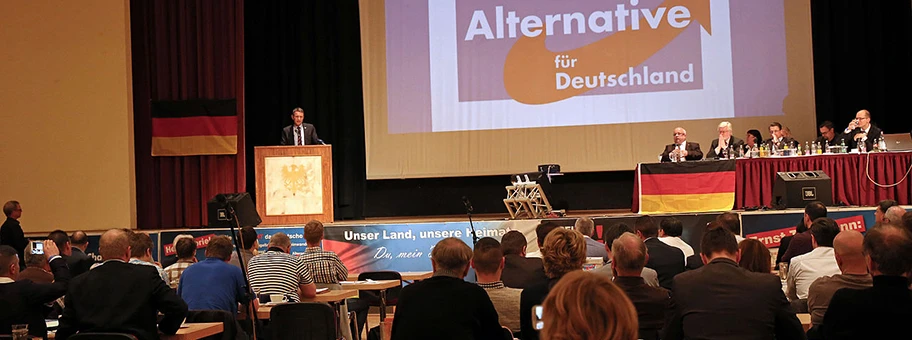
[{"xmin": 360, "ymin": 0, "xmax": 816, "ymax": 179}]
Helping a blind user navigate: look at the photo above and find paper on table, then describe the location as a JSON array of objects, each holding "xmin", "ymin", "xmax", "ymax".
[
  {"xmin": 340, "ymin": 280, "xmax": 368, "ymax": 284},
  {"xmin": 316, "ymin": 287, "xmax": 330, "ymax": 294}
]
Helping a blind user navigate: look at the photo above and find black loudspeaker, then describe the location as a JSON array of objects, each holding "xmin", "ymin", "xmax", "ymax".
[
  {"xmin": 771, "ymin": 171, "xmax": 833, "ymax": 209},
  {"xmin": 207, "ymin": 193, "xmax": 262, "ymax": 228}
]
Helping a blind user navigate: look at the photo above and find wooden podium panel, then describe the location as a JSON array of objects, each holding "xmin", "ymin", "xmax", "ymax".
[{"xmin": 254, "ymin": 145, "xmax": 333, "ymax": 224}]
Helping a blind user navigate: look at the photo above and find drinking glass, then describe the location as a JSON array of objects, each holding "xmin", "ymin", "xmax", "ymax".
[{"xmin": 778, "ymin": 263, "xmax": 789, "ymax": 281}]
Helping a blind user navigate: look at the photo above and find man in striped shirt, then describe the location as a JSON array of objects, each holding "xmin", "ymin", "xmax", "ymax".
[
  {"xmin": 247, "ymin": 232, "xmax": 316, "ymax": 302},
  {"xmin": 300, "ymin": 220, "xmax": 348, "ymax": 284}
]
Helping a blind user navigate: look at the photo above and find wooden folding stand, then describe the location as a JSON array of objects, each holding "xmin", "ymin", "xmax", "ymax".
[{"xmin": 503, "ymin": 182, "xmax": 552, "ymax": 219}]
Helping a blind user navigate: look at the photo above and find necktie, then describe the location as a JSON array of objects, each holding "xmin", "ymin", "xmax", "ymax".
[{"xmin": 297, "ymin": 126, "xmax": 303, "ymax": 146}]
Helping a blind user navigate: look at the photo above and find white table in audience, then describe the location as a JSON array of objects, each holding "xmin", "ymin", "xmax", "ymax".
[
  {"xmin": 347, "ymin": 271, "xmax": 432, "ymax": 282},
  {"xmin": 46, "ymin": 322, "xmax": 223, "ymax": 340}
]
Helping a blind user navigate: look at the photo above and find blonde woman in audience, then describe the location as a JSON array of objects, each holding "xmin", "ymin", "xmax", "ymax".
[
  {"xmin": 540, "ymin": 271, "xmax": 639, "ymax": 340},
  {"xmin": 738, "ymin": 238, "xmax": 773, "ymax": 274},
  {"xmin": 520, "ymin": 227, "xmax": 588, "ymax": 340}
]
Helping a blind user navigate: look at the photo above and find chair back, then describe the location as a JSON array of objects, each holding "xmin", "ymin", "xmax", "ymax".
[
  {"xmin": 357, "ymin": 271, "xmax": 403, "ymax": 306},
  {"xmin": 270, "ymin": 303, "xmax": 336, "ymax": 340},
  {"xmin": 69, "ymin": 333, "xmax": 139, "ymax": 340},
  {"xmin": 186, "ymin": 309, "xmax": 246, "ymax": 340}
]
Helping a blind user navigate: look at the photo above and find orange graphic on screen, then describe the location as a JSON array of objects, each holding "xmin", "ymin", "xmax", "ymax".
[{"xmin": 503, "ymin": 0, "xmax": 712, "ymax": 104}]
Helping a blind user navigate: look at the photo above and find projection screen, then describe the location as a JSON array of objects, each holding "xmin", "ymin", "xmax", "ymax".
[{"xmin": 360, "ymin": 0, "xmax": 816, "ymax": 179}]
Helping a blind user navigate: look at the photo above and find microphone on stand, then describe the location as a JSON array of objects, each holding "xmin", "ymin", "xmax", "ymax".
[{"xmin": 462, "ymin": 196, "xmax": 479, "ymax": 246}]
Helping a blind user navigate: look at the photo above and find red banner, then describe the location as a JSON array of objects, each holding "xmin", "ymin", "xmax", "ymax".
[
  {"xmin": 746, "ymin": 215, "xmax": 867, "ymax": 248},
  {"xmin": 163, "ymin": 234, "xmax": 215, "ymax": 256}
]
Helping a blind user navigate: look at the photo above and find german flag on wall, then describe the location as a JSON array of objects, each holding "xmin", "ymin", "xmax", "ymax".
[
  {"xmin": 151, "ymin": 99, "xmax": 237, "ymax": 156},
  {"xmin": 638, "ymin": 160, "xmax": 736, "ymax": 214}
]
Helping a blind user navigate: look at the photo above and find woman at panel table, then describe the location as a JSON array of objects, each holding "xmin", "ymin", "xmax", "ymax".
[{"xmin": 745, "ymin": 129, "xmax": 763, "ymax": 149}]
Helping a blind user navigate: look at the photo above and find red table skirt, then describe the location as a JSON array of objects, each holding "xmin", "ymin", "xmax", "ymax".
[{"xmin": 632, "ymin": 152, "xmax": 912, "ymax": 212}]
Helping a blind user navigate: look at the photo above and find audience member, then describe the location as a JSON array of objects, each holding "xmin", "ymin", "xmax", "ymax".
[
  {"xmin": 1, "ymin": 201, "xmax": 27, "ymax": 268},
  {"xmin": 500, "ymin": 230, "xmax": 548, "ymax": 289},
  {"xmin": 592, "ymin": 223, "xmax": 659, "ymax": 287},
  {"xmin": 18, "ymin": 242, "xmax": 53, "ymax": 284},
  {"xmin": 821, "ymin": 224, "xmax": 912, "ymax": 340},
  {"xmin": 390, "ymin": 237, "xmax": 502, "ymax": 340},
  {"xmin": 67, "ymin": 231, "xmax": 95, "ymax": 277},
  {"xmin": 163, "ymin": 235, "xmax": 197, "ymax": 289},
  {"xmin": 663, "ymin": 227, "xmax": 804, "ymax": 340},
  {"xmin": 299, "ymin": 220, "xmax": 361, "ymax": 340},
  {"xmin": 659, "ymin": 217, "xmax": 694, "ymax": 260},
  {"xmin": 873, "ymin": 199, "xmax": 898, "ymax": 224},
  {"xmin": 776, "ymin": 216, "xmax": 808, "ymax": 265},
  {"xmin": 738, "ymin": 238, "xmax": 772, "ymax": 274},
  {"xmin": 575, "ymin": 217, "xmax": 608, "ymax": 258},
  {"xmin": 780, "ymin": 201, "xmax": 827, "ymax": 265},
  {"xmin": 0, "ymin": 241, "xmax": 69, "ymax": 338},
  {"xmin": 128, "ymin": 231, "xmax": 169, "ymax": 283},
  {"xmin": 635, "ymin": 216, "xmax": 684, "ymax": 290},
  {"xmin": 520, "ymin": 228, "xmax": 587, "ymax": 340},
  {"xmin": 57, "ymin": 229, "xmax": 187, "ymax": 340},
  {"xmin": 707, "ymin": 121, "xmax": 745, "ymax": 159},
  {"xmin": 228, "ymin": 226, "xmax": 258, "ymax": 272},
  {"xmin": 612, "ymin": 233, "xmax": 672, "ymax": 340},
  {"xmin": 47, "ymin": 230, "xmax": 73, "ymax": 260},
  {"xmin": 660, "ymin": 127, "xmax": 703, "ymax": 162},
  {"xmin": 903, "ymin": 211, "xmax": 912, "ymax": 235},
  {"xmin": 883, "ymin": 206, "xmax": 906, "ymax": 225},
  {"xmin": 787, "ymin": 217, "xmax": 841, "ymax": 302},
  {"xmin": 178, "ymin": 235, "xmax": 253, "ymax": 316},
  {"xmin": 806, "ymin": 231, "xmax": 871, "ymax": 326},
  {"xmin": 471, "ymin": 237, "xmax": 522, "ymax": 335},
  {"xmin": 526, "ymin": 221, "xmax": 561, "ymax": 258},
  {"xmin": 539, "ymin": 271, "xmax": 639, "ymax": 340},
  {"xmin": 685, "ymin": 221, "xmax": 727, "ymax": 271},
  {"xmin": 247, "ymin": 232, "xmax": 316, "ymax": 301},
  {"xmin": 717, "ymin": 212, "xmax": 744, "ymax": 243}
]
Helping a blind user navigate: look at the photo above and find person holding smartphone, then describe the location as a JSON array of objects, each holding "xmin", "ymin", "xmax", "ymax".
[{"xmin": 0, "ymin": 240, "xmax": 70, "ymax": 339}]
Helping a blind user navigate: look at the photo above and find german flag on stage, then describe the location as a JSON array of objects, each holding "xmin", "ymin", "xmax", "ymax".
[
  {"xmin": 637, "ymin": 160, "xmax": 736, "ymax": 214},
  {"xmin": 150, "ymin": 99, "xmax": 237, "ymax": 156}
]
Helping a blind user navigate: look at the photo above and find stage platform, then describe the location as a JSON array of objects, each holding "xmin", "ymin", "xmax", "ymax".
[{"xmin": 40, "ymin": 206, "xmax": 908, "ymax": 275}]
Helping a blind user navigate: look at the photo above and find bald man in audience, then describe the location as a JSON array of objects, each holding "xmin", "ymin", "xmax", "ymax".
[
  {"xmin": 592, "ymin": 223, "xmax": 660, "ymax": 287},
  {"xmin": 787, "ymin": 218, "xmax": 841, "ymax": 302},
  {"xmin": 661, "ymin": 127, "xmax": 703, "ymax": 162},
  {"xmin": 575, "ymin": 217, "xmax": 608, "ymax": 258},
  {"xmin": 471, "ymin": 237, "xmax": 522, "ymax": 336},
  {"xmin": 391, "ymin": 237, "xmax": 502, "ymax": 340},
  {"xmin": 821, "ymin": 225, "xmax": 912, "ymax": 340},
  {"xmin": 663, "ymin": 227, "xmax": 804, "ymax": 340},
  {"xmin": 58, "ymin": 229, "xmax": 187, "ymax": 340},
  {"xmin": 903, "ymin": 211, "xmax": 912, "ymax": 235},
  {"xmin": 612, "ymin": 233, "xmax": 672, "ymax": 340},
  {"xmin": 247, "ymin": 232, "xmax": 316, "ymax": 301},
  {"xmin": 883, "ymin": 206, "xmax": 906, "ymax": 225},
  {"xmin": 806, "ymin": 231, "xmax": 872, "ymax": 327},
  {"xmin": 68, "ymin": 231, "xmax": 95, "ymax": 277}
]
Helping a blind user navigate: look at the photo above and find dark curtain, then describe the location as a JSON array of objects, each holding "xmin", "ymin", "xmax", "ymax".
[
  {"xmin": 244, "ymin": 0, "xmax": 366, "ymax": 220},
  {"xmin": 131, "ymin": 0, "xmax": 246, "ymax": 229},
  {"xmin": 812, "ymin": 0, "xmax": 912, "ymax": 133}
]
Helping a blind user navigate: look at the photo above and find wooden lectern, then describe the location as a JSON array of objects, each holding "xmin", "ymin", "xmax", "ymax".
[{"xmin": 254, "ymin": 145, "xmax": 334, "ymax": 224}]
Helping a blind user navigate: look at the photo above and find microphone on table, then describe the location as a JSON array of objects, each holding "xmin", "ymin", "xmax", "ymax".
[{"xmin": 317, "ymin": 139, "xmax": 326, "ymax": 145}]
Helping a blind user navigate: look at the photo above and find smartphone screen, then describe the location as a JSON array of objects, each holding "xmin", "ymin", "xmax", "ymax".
[
  {"xmin": 31, "ymin": 241, "xmax": 44, "ymax": 255},
  {"xmin": 533, "ymin": 305, "xmax": 544, "ymax": 330}
]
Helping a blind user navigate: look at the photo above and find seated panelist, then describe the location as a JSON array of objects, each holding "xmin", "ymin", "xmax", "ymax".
[{"xmin": 661, "ymin": 127, "xmax": 703, "ymax": 162}]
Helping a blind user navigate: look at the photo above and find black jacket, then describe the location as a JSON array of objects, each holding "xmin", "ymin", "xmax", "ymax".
[
  {"xmin": 66, "ymin": 248, "xmax": 95, "ymax": 278},
  {"xmin": 390, "ymin": 275, "xmax": 502, "ymax": 340},
  {"xmin": 0, "ymin": 257, "xmax": 70, "ymax": 339},
  {"xmin": 57, "ymin": 261, "xmax": 188, "ymax": 340},
  {"xmin": 821, "ymin": 275, "xmax": 912, "ymax": 340},
  {"xmin": 844, "ymin": 124, "xmax": 883, "ymax": 151},
  {"xmin": 0, "ymin": 218, "xmax": 27, "ymax": 268},
  {"xmin": 707, "ymin": 136, "xmax": 746, "ymax": 159},
  {"xmin": 644, "ymin": 238, "xmax": 685, "ymax": 290},
  {"xmin": 279, "ymin": 123, "xmax": 320, "ymax": 146},
  {"xmin": 501, "ymin": 254, "xmax": 548, "ymax": 289},
  {"xmin": 663, "ymin": 258, "xmax": 805, "ymax": 340},
  {"xmin": 661, "ymin": 142, "xmax": 704, "ymax": 162}
]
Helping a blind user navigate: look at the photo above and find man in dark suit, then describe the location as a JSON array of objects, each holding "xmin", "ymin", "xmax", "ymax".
[
  {"xmin": 780, "ymin": 201, "xmax": 827, "ymax": 265},
  {"xmin": 841, "ymin": 109, "xmax": 882, "ymax": 151},
  {"xmin": 661, "ymin": 127, "xmax": 703, "ymax": 162},
  {"xmin": 390, "ymin": 237, "xmax": 502, "ymax": 340},
  {"xmin": 279, "ymin": 107, "xmax": 321, "ymax": 145},
  {"xmin": 0, "ymin": 201, "xmax": 27, "ymax": 269},
  {"xmin": 636, "ymin": 216, "xmax": 685, "ymax": 290},
  {"xmin": 764, "ymin": 122, "xmax": 797, "ymax": 149},
  {"xmin": 612, "ymin": 233, "xmax": 672, "ymax": 340},
  {"xmin": 821, "ymin": 224, "xmax": 912, "ymax": 340},
  {"xmin": 815, "ymin": 121, "xmax": 844, "ymax": 148},
  {"xmin": 67, "ymin": 231, "xmax": 95, "ymax": 277},
  {"xmin": 57, "ymin": 229, "xmax": 188, "ymax": 340},
  {"xmin": 663, "ymin": 227, "xmax": 805, "ymax": 340},
  {"xmin": 707, "ymin": 121, "xmax": 746, "ymax": 159},
  {"xmin": 500, "ymin": 230, "xmax": 548, "ymax": 289},
  {"xmin": 0, "ymin": 242, "xmax": 69, "ymax": 339}
]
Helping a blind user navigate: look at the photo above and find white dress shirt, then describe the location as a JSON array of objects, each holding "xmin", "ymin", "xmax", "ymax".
[
  {"xmin": 786, "ymin": 247, "xmax": 840, "ymax": 300},
  {"xmin": 659, "ymin": 236, "xmax": 694, "ymax": 261}
]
